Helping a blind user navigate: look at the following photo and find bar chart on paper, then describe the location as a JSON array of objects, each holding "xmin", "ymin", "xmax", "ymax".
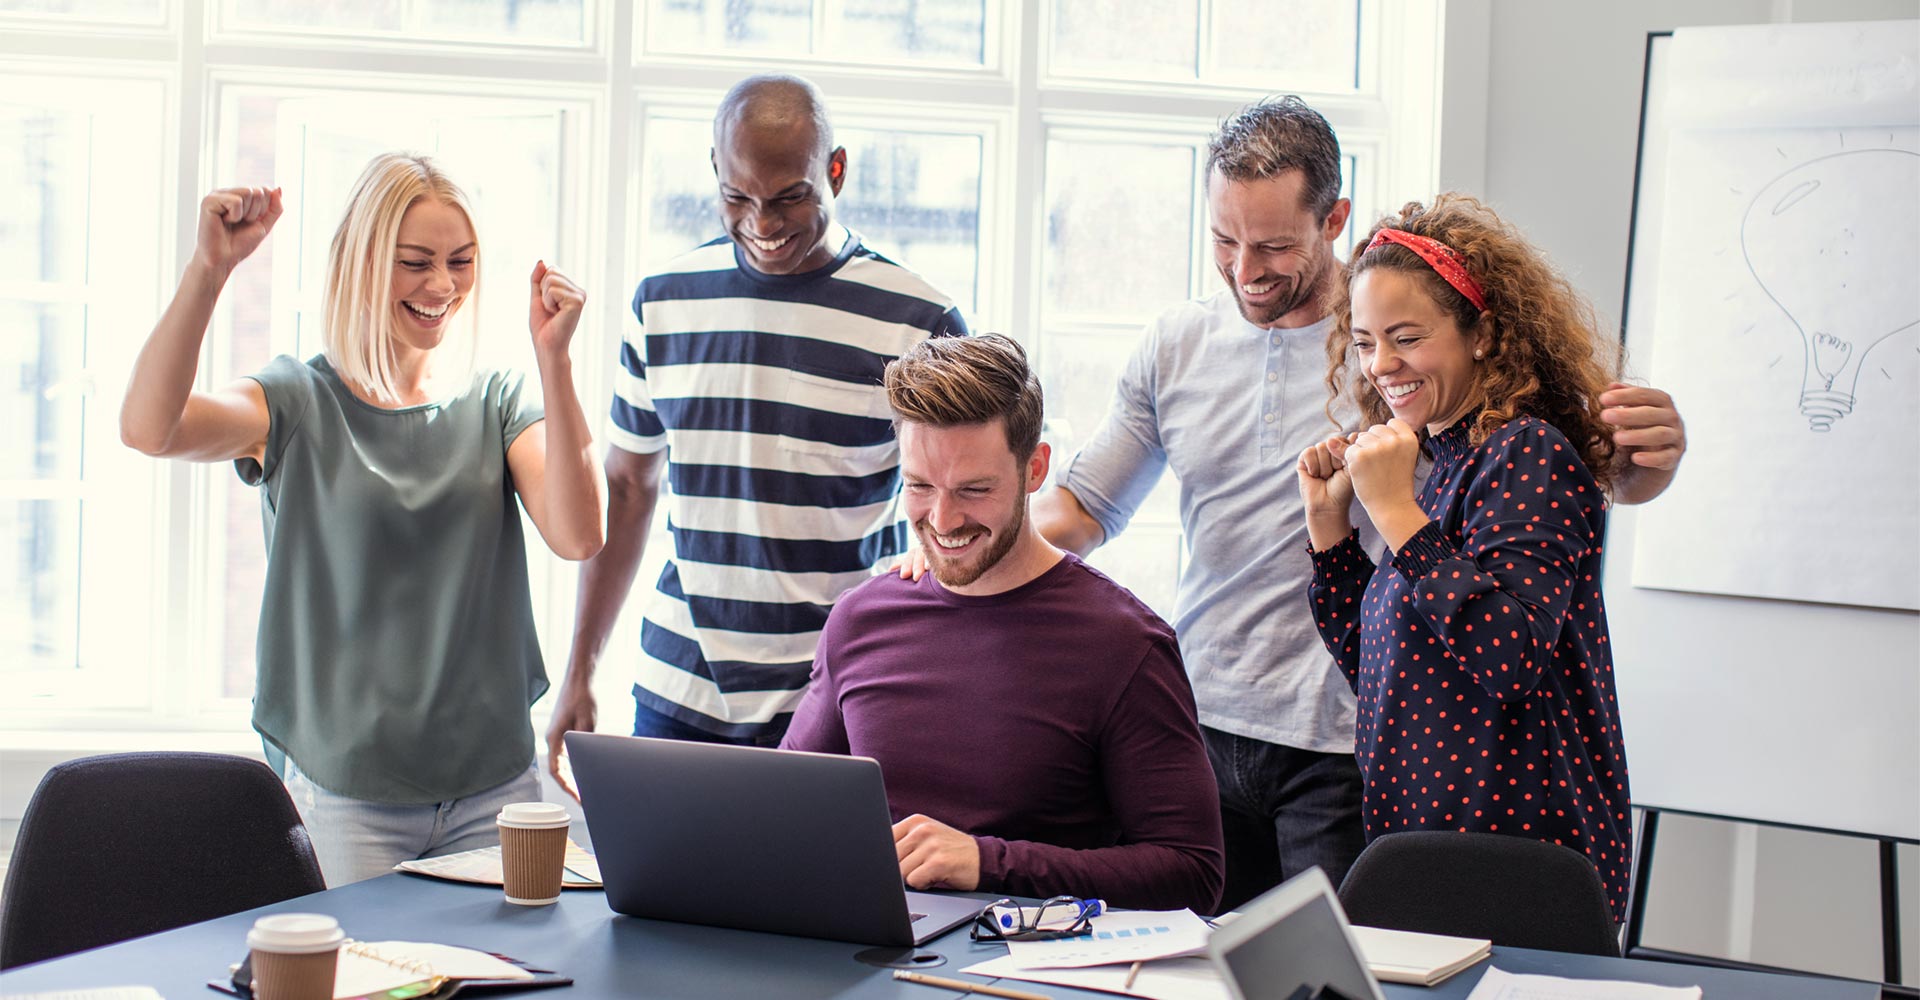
[{"xmin": 1003, "ymin": 910, "xmax": 1211, "ymax": 968}]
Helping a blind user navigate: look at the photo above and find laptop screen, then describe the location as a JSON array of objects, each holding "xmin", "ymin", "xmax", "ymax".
[{"xmin": 1208, "ymin": 869, "xmax": 1382, "ymax": 1000}]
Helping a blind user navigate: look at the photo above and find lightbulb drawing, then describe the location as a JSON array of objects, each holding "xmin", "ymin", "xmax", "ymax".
[{"xmin": 1740, "ymin": 148, "xmax": 1920, "ymax": 431}]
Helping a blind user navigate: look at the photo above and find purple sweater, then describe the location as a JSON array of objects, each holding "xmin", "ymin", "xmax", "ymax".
[{"xmin": 782, "ymin": 552, "xmax": 1224, "ymax": 913}]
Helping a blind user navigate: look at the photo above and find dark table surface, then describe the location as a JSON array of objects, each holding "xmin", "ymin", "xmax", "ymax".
[{"xmin": 0, "ymin": 874, "xmax": 1879, "ymax": 999}]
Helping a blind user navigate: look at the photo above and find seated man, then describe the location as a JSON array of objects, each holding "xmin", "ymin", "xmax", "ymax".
[{"xmin": 781, "ymin": 333, "xmax": 1225, "ymax": 914}]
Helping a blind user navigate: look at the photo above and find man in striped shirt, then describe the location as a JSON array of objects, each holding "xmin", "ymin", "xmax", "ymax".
[{"xmin": 545, "ymin": 74, "xmax": 967, "ymax": 783}]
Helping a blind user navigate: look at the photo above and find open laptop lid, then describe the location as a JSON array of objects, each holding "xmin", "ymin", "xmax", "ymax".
[
  {"xmin": 1207, "ymin": 868, "xmax": 1386, "ymax": 1000},
  {"xmin": 564, "ymin": 732, "xmax": 982, "ymax": 947}
]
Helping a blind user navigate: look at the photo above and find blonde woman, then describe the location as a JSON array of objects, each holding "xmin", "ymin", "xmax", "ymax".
[{"xmin": 122, "ymin": 153, "xmax": 604, "ymax": 886}]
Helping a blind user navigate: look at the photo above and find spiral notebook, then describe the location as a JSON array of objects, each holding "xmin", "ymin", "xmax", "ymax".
[
  {"xmin": 210, "ymin": 939, "xmax": 569, "ymax": 999},
  {"xmin": 333, "ymin": 941, "xmax": 531, "ymax": 997}
]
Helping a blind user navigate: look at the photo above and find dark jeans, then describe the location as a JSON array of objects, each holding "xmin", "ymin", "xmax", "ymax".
[
  {"xmin": 631, "ymin": 697, "xmax": 788, "ymax": 748},
  {"xmin": 1204, "ymin": 725, "xmax": 1365, "ymax": 914}
]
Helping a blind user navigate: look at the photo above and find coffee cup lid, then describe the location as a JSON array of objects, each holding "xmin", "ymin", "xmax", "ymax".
[
  {"xmin": 497, "ymin": 801, "xmax": 570, "ymax": 829},
  {"xmin": 247, "ymin": 913, "xmax": 345, "ymax": 953}
]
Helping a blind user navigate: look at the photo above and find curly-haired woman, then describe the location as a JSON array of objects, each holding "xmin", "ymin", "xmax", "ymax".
[{"xmin": 1296, "ymin": 194, "xmax": 1632, "ymax": 921}]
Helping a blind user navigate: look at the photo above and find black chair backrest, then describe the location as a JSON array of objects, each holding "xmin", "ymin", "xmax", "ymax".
[
  {"xmin": 0, "ymin": 751, "xmax": 326, "ymax": 970},
  {"xmin": 1337, "ymin": 830, "xmax": 1621, "ymax": 957}
]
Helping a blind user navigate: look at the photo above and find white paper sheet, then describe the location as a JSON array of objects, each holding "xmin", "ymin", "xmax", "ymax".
[
  {"xmin": 0, "ymin": 982, "xmax": 163, "ymax": 990},
  {"xmin": 1464, "ymin": 966, "xmax": 1702, "ymax": 1000},
  {"xmin": 963, "ymin": 954, "xmax": 1233, "ymax": 1000},
  {"xmin": 1002, "ymin": 909, "xmax": 1211, "ymax": 969}
]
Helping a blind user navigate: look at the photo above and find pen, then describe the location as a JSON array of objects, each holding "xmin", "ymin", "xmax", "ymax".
[
  {"xmin": 892, "ymin": 969, "xmax": 1053, "ymax": 1000},
  {"xmin": 1123, "ymin": 960, "xmax": 1143, "ymax": 989}
]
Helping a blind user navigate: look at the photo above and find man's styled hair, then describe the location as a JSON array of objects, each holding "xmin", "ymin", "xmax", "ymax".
[
  {"xmin": 884, "ymin": 333, "xmax": 1044, "ymax": 461},
  {"xmin": 1205, "ymin": 95, "xmax": 1344, "ymax": 222},
  {"xmin": 324, "ymin": 152, "xmax": 478, "ymax": 403}
]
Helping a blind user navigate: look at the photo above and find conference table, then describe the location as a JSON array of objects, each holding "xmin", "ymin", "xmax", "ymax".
[{"xmin": 0, "ymin": 874, "xmax": 1878, "ymax": 999}]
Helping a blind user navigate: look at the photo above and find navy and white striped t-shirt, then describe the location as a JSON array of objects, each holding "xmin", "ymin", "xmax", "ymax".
[{"xmin": 610, "ymin": 228, "xmax": 968, "ymax": 737}]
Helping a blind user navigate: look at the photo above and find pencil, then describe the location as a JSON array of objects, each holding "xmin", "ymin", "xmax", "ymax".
[
  {"xmin": 1123, "ymin": 960, "xmax": 1143, "ymax": 989},
  {"xmin": 892, "ymin": 969, "xmax": 1054, "ymax": 1000}
]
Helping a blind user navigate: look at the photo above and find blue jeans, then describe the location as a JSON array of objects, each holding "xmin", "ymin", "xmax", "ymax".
[
  {"xmin": 282, "ymin": 759, "xmax": 543, "ymax": 888},
  {"xmin": 1204, "ymin": 726, "xmax": 1365, "ymax": 914},
  {"xmin": 631, "ymin": 698, "xmax": 787, "ymax": 748}
]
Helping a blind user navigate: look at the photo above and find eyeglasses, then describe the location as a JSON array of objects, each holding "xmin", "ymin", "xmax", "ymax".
[{"xmin": 969, "ymin": 896, "xmax": 1105, "ymax": 942}]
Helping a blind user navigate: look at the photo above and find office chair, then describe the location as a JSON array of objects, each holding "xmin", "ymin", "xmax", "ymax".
[
  {"xmin": 0, "ymin": 751, "xmax": 326, "ymax": 969},
  {"xmin": 1337, "ymin": 830, "xmax": 1621, "ymax": 957}
]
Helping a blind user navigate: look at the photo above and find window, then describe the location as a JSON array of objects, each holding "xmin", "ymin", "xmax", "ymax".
[
  {"xmin": 1, "ymin": 0, "xmax": 1439, "ymax": 736},
  {"xmin": 643, "ymin": 0, "xmax": 990, "ymax": 67},
  {"xmin": 1048, "ymin": 0, "xmax": 1363, "ymax": 92},
  {"xmin": 218, "ymin": 0, "xmax": 591, "ymax": 47},
  {"xmin": 2, "ymin": 67, "xmax": 169, "ymax": 711}
]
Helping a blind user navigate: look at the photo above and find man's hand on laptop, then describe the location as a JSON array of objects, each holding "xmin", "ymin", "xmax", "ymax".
[{"xmin": 893, "ymin": 814, "xmax": 980, "ymax": 891}]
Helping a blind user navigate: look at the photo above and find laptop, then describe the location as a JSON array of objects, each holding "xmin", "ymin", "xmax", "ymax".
[
  {"xmin": 565, "ymin": 731, "xmax": 985, "ymax": 947},
  {"xmin": 1207, "ymin": 867, "xmax": 1387, "ymax": 1000}
]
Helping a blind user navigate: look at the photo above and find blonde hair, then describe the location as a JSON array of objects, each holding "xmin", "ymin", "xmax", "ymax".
[{"xmin": 322, "ymin": 153, "xmax": 478, "ymax": 404}]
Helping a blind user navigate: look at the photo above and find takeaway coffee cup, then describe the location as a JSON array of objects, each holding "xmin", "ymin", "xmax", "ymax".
[
  {"xmin": 246, "ymin": 913, "xmax": 343, "ymax": 1000},
  {"xmin": 497, "ymin": 801, "xmax": 571, "ymax": 905}
]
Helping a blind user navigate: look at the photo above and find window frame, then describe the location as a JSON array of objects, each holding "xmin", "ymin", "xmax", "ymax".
[{"xmin": 0, "ymin": 0, "xmax": 1442, "ymax": 744}]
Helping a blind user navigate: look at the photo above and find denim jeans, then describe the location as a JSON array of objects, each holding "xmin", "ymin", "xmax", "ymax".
[
  {"xmin": 1204, "ymin": 726, "xmax": 1365, "ymax": 914},
  {"xmin": 631, "ymin": 698, "xmax": 787, "ymax": 748},
  {"xmin": 282, "ymin": 759, "xmax": 543, "ymax": 888}
]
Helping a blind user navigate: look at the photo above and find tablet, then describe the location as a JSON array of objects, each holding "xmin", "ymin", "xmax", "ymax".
[{"xmin": 1205, "ymin": 867, "xmax": 1386, "ymax": 1000}]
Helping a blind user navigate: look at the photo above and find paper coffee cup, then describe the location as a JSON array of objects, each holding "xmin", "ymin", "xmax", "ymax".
[
  {"xmin": 247, "ymin": 913, "xmax": 343, "ymax": 1000},
  {"xmin": 497, "ymin": 801, "xmax": 570, "ymax": 905}
]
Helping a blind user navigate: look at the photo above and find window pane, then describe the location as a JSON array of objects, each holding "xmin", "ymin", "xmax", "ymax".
[
  {"xmin": 226, "ymin": 0, "xmax": 587, "ymax": 44},
  {"xmin": 0, "ymin": 0, "xmax": 162, "ymax": 21},
  {"xmin": 0, "ymin": 302, "xmax": 85, "ymax": 481},
  {"xmin": 825, "ymin": 0, "xmax": 983, "ymax": 64},
  {"xmin": 227, "ymin": 0, "xmax": 400, "ymax": 32},
  {"xmin": 837, "ymin": 127, "xmax": 980, "ymax": 317},
  {"xmin": 1339, "ymin": 152, "xmax": 1357, "ymax": 259},
  {"xmin": 637, "ymin": 115, "xmax": 718, "ymax": 275},
  {"xmin": 648, "ymin": 0, "xmax": 811, "ymax": 54},
  {"xmin": 1044, "ymin": 138, "xmax": 1193, "ymax": 321},
  {"xmin": 1050, "ymin": 0, "xmax": 1196, "ymax": 79},
  {"xmin": 1207, "ymin": 0, "xmax": 1358, "ymax": 91},
  {"xmin": 1, "ymin": 74, "xmax": 164, "ymax": 698},
  {"xmin": 1038, "ymin": 328, "xmax": 1178, "ymax": 523},
  {"xmin": 414, "ymin": 0, "xmax": 584, "ymax": 41},
  {"xmin": 2, "ymin": 499, "xmax": 80, "ymax": 671},
  {"xmin": 1085, "ymin": 527, "xmax": 1180, "ymax": 620},
  {"xmin": 646, "ymin": 0, "xmax": 985, "ymax": 63},
  {"xmin": 0, "ymin": 105, "xmax": 88, "ymax": 286},
  {"xmin": 638, "ymin": 114, "xmax": 983, "ymax": 316}
]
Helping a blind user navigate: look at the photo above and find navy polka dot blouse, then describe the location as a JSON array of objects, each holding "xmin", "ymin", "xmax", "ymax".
[{"xmin": 1308, "ymin": 414, "xmax": 1632, "ymax": 921}]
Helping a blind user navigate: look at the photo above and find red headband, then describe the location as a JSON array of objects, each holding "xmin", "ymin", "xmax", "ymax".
[{"xmin": 1364, "ymin": 229, "xmax": 1487, "ymax": 311}]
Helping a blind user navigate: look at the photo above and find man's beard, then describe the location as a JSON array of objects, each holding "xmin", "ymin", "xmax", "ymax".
[
  {"xmin": 1232, "ymin": 256, "xmax": 1327, "ymax": 326},
  {"xmin": 920, "ymin": 498, "xmax": 1026, "ymax": 589}
]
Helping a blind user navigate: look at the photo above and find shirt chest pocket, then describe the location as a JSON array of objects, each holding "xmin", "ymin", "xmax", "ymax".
[{"xmin": 779, "ymin": 367, "xmax": 896, "ymax": 459}]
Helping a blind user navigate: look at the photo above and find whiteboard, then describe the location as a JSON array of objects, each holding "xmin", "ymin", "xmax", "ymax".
[{"xmin": 1613, "ymin": 23, "xmax": 1920, "ymax": 842}]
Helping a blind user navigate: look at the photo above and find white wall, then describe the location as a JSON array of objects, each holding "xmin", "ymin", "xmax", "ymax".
[{"xmin": 1445, "ymin": 0, "xmax": 1920, "ymax": 984}]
